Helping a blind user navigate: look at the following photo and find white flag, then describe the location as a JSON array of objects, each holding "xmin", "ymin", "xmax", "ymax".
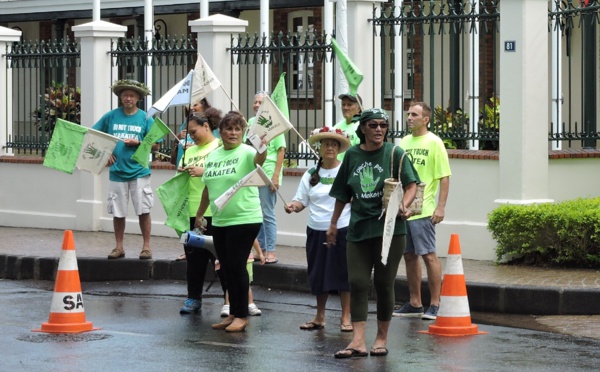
[
  {"xmin": 76, "ymin": 128, "xmax": 120, "ymax": 175},
  {"xmin": 247, "ymin": 95, "xmax": 294, "ymax": 153},
  {"xmin": 214, "ymin": 165, "xmax": 271, "ymax": 211},
  {"xmin": 146, "ymin": 71, "xmax": 194, "ymax": 118},
  {"xmin": 381, "ymin": 182, "xmax": 403, "ymax": 265},
  {"xmin": 191, "ymin": 53, "xmax": 221, "ymax": 103}
]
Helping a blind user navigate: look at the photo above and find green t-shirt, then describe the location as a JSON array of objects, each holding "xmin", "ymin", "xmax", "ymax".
[
  {"xmin": 202, "ymin": 144, "xmax": 263, "ymax": 227},
  {"xmin": 333, "ymin": 118, "xmax": 360, "ymax": 161},
  {"xmin": 177, "ymin": 138, "xmax": 221, "ymax": 216},
  {"xmin": 263, "ymin": 134, "xmax": 286, "ymax": 179},
  {"xmin": 400, "ymin": 132, "xmax": 452, "ymax": 219},
  {"xmin": 92, "ymin": 107, "xmax": 156, "ymax": 182},
  {"xmin": 329, "ymin": 142, "xmax": 419, "ymax": 241}
]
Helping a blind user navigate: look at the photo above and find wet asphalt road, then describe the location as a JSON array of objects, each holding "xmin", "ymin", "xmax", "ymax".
[{"xmin": 2, "ymin": 279, "xmax": 600, "ymax": 372}]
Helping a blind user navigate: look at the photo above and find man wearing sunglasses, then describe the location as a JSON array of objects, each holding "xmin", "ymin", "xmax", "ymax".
[{"xmin": 393, "ymin": 101, "xmax": 451, "ymax": 321}]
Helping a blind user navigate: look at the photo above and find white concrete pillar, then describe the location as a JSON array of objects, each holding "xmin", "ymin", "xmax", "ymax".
[
  {"xmin": 189, "ymin": 14, "xmax": 248, "ymax": 113},
  {"xmin": 72, "ymin": 21, "xmax": 127, "ymax": 230},
  {"xmin": 346, "ymin": 0, "xmax": 384, "ymax": 109},
  {"xmin": 497, "ymin": 0, "xmax": 552, "ymax": 204},
  {"xmin": 0, "ymin": 27, "xmax": 21, "ymax": 157}
]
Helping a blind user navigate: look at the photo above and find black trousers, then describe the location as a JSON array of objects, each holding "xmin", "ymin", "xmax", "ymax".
[
  {"xmin": 185, "ymin": 217, "xmax": 226, "ymax": 299},
  {"xmin": 212, "ymin": 223, "xmax": 262, "ymax": 318}
]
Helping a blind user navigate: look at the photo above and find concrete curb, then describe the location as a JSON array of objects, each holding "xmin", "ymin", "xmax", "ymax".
[{"xmin": 1, "ymin": 254, "xmax": 599, "ymax": 315}]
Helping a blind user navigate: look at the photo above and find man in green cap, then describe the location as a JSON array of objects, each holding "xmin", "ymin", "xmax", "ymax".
[
  {"xmin": 93, "ymin": 79, "xmax": 161, "ymax": 260},
  {"xmin": 333, "ymin": 93, "xmax": 362, "ymax": 160}
]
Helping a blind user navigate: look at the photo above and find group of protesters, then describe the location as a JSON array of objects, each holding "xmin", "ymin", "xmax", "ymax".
[{"xmin": 95, "ymin": 78, "xmax": 451, "ymax": 357}]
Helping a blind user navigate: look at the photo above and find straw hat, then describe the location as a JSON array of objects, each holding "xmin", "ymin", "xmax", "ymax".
[
  {"xmin": 308, "ymin": 127, "xmax": 351, "ymax": 153},
  {"xmin": 111, "ymin": 79, "xmax": 151, "ymax": 97}
]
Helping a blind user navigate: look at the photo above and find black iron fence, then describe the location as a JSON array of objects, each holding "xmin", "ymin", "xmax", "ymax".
[
  {"xmin": 548, "ymin": 0, "xmax": 600, "ymax": 149},
  {"xmin": 230, "ymin": 31, "xmax": 333, "ymax": 166},
  {"xmin": 372, "ymin": 1, "xmax": 501, "ymax": 150},
  {"xmin": 5, "ymin": 38, "xmax": 80, "ymax": 155},
  {"xmin": 5, "ymin": 2, "xmax": 600, "ymax": 157}
]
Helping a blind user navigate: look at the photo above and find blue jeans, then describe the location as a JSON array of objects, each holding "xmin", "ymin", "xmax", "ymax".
[{"xmin": 257, "ymin": 186, "xmax": 277, "ymax": 253}]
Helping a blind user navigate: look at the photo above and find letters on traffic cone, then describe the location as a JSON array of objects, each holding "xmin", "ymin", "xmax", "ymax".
[
  {"xmin": 33, "ymin": 230, "xmax": 99, "ymax": 333},
  {"xmin": 420, "ymin": 234, "xmax": 487, "ymax": 337}
]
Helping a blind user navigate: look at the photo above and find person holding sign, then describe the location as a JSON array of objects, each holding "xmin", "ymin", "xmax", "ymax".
[
  {"xmin": 170, "ymin": 98, "xmax": 212, "ymax": 168},
  {"xmin": 327, "ymin": 108, "xmax": 418, "ymax": 358},
  {"xmin": 93, "ymin": 80, "xmax": 160, "ymax": 260},
  {"xmin": 284, "ymin": 127, "xmax": 353, "ymax": 332},
  {"xmin": 196, "ymin": 111, "xmax": 267, "ymax": 332},
  {"xmin": 248, "ymin": 91, "xmax": 287, "ymax": 264}
]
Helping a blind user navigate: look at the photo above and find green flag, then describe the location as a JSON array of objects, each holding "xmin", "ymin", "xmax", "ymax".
[
  {"xmin": 43, "ymin": 119, "xmax": 88, "ymax": 174},
  {"xmin": 270, "ymin": 72, "xmax": 289, "ymax": 120},
  {"xmin": 331, "ymin": 38, "xmax": 364, "ymax": 96},
  {"xmin": 156, "ymin": 172, "xmax": 191, "ymax": 236},
  {"xmin": 132, "ymin": 117, "xmax": 170, "ymax": 168}
]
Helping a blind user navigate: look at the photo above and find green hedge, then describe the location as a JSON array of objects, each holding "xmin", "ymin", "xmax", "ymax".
[{"xmin": 488, "ymin": 198, "xmax": 600, "ymax": 267}]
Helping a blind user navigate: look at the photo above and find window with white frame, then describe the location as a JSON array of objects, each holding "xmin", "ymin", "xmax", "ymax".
[{"xmin": 288, "ymin": 10, "xmax": 315, "ymax": 98}]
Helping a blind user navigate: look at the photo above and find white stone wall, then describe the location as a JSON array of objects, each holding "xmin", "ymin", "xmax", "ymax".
[{"xmin": 2, "ymin": 158, "xmax": 599, "ymax": 261}]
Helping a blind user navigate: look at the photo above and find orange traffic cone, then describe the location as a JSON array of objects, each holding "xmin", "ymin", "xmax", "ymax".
[
  {"xmin": 420, "ymin": 234, "xmax": 487, "ymax": 337},
  {"xmin": 33, "ymin": 230, "xmax": 99, "ymax": 333}
]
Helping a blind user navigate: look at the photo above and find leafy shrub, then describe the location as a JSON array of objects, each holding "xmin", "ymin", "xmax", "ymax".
[
  {"xmin": 432, "ymin": 105, "xmax": 469, "ymax": 149},
  {"xmin": 488, "ymin": 198, "xmax": 600, "ymax": 267}
]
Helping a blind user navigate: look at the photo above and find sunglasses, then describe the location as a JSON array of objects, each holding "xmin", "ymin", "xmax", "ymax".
[{"xmin": 366, "ymin": 123, "xmax": 389, "ymax": 129}]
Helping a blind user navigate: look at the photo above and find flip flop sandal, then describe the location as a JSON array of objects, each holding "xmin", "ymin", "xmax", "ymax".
[
  {"xmin": 340, "ymin": 324, "xmax": 353, "ymax": 332},
  {"xmin": 369, "ymin": 347, "xmax": 389, "ymax": 357},
  {"xmin": 334, "ymin": 348, "xmax": 368, "ymax": 359},
  {"xmin": 299, "ymin": 321, "xmax": 325, "ymax": 330}
]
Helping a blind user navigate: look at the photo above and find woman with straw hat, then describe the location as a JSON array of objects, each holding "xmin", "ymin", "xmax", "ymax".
[{"xmin": 284, "ymin": 127, "xmax": 353, "ymax": 332}]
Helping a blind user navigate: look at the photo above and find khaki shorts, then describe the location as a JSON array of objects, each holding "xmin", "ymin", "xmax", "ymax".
[{"xmin": 107, "ymin": 176, "xmax": 154, "ymax": 218}]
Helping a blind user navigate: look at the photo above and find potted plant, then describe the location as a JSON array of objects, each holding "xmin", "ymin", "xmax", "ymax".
[
  {"xmin": 32, "ymin": 81, "xmax": 81, "ymax": 133},
  {"xmin": 478, "ymin": 96, "xmax": 500, "ymax": 150}
]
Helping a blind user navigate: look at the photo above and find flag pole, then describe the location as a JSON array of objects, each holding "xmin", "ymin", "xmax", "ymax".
[
  {"xmin": 219, "ymin": 85, "xmax": 240, "ymax": 112},
  {"xmin": 263, "ymin": 175, "xmax": 288, "ymax": 206},
  {"xmin": 182, "ymin": 103, "xmax": 191, "ymax": 167}
]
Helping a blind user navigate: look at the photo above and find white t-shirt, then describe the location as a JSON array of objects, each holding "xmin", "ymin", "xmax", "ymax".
[{"xmin": 292, "ymin": 163, "xmax": 351, "ymax": 231}]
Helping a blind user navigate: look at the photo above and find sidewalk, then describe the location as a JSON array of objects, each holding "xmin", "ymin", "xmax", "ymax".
[{"xmin": 1, "ymin": 226, "xmax": 599, "ymax": 315}]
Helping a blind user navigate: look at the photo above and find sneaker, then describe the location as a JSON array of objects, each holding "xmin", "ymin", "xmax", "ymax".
[
  {"xmin": 248, "ymin": 303, "xmax": 262, "ymax": 316},
  {"xmin": 179, "ymin": 298, "xmax": 202, "ymax": 314},
  {"xmin": 422, "ymin": 305, "xmax": 439, "ymax": 320},
  {"xmin": 392, "ymin": 302, "xmax": 424, "ymax": 317},
  {"xmin": 220, "ymin": 304, "xmax": 230, "ymax": 317}
]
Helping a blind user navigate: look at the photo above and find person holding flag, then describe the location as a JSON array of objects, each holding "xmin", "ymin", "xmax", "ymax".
[
  {"xmin": 175, "ymin": 108, "xmax": 228, "ymax": 314},
  {"xmin": 250, "ymin": 91, "xmax": 286, "ymax": 264},
  {"xmin": 196, "ymin": 111, "xmax": 267, "ymax": 333},
  {"xmin": 170, "ymin": 98, "xmax": 212, "ymax": 169},
  {"xmin": 93, "ymin": 79, "xmax": 161, "ymax": 260},
  {"xmin": 327, "ymin": 108, "xmax": 418, "ymax": 358}
]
